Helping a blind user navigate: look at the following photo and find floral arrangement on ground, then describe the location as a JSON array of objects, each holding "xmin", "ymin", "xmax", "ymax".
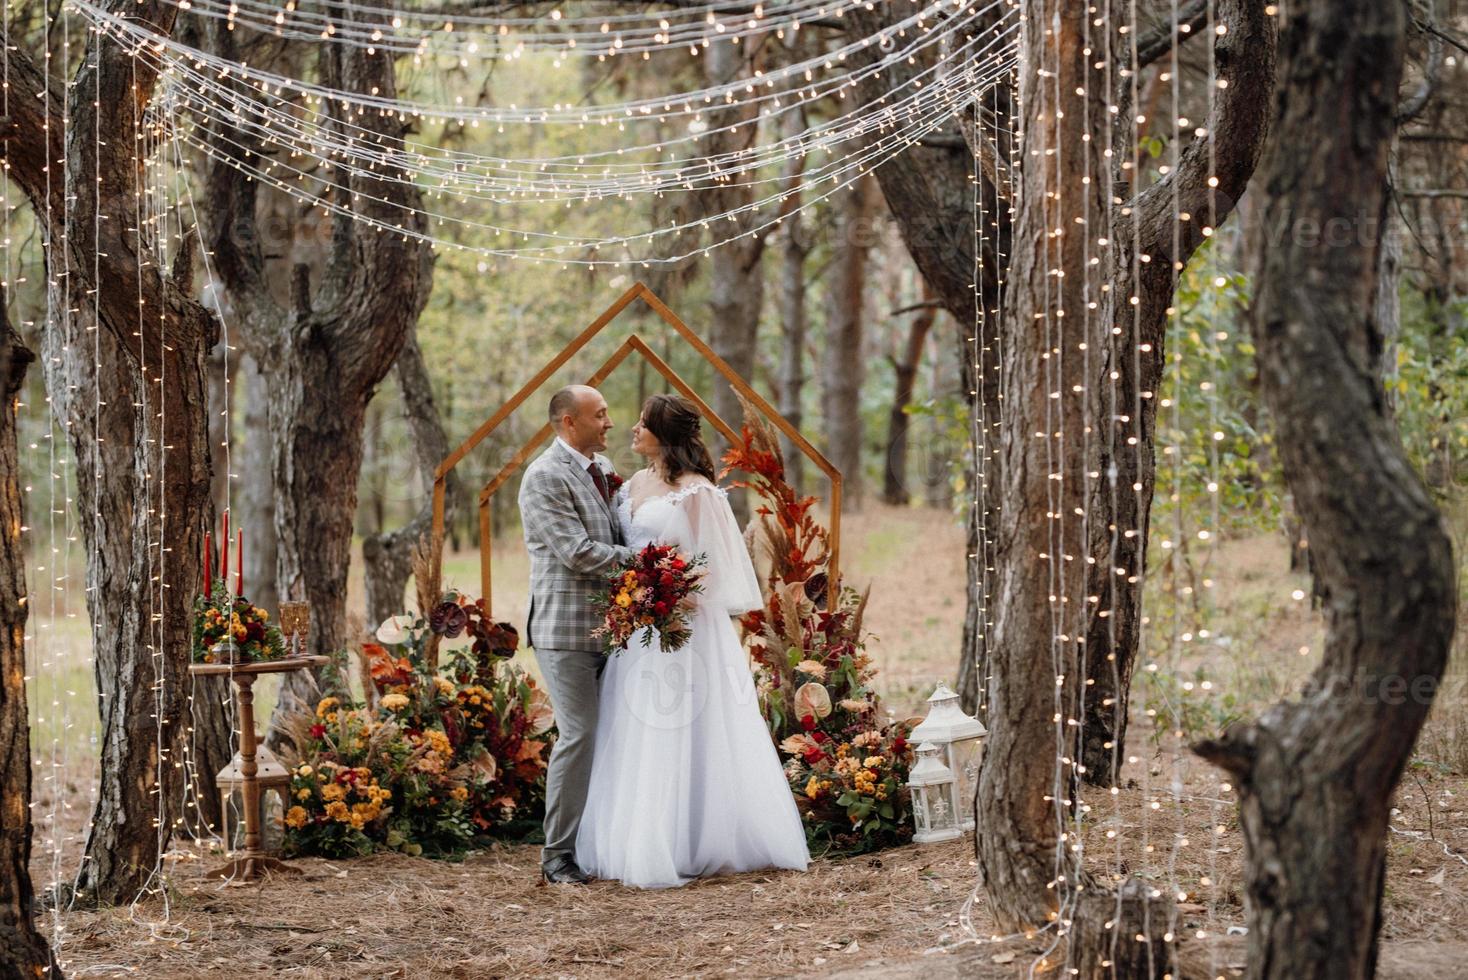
[
  {"xmin": 722, "ymin": 395, "xmax": 918, "ymax": 856},
  {"xmin": 278, "ymin": 590, "xmax": 553, "ymax": 859}
]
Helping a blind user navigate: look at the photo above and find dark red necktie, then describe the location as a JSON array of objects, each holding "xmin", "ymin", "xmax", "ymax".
[{"xmin": 590, "ymin": 464, "xmax": 609, "ymax": 502}]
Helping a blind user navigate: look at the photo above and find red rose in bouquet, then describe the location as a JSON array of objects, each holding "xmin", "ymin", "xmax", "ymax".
[{"xmin": 590, "ymin": 542, "xmax": 707, "ymax": 654}]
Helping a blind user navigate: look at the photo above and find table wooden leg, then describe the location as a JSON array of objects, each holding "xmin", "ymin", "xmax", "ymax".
[{"xmin": 208, "ymin": 673, "xmax": 300, "ymax": 883}]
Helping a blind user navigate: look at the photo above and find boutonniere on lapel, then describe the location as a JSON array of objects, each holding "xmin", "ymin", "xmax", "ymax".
[{"xmin": 605, "ymin": 471, "xmax": 625, "ymax": 496}]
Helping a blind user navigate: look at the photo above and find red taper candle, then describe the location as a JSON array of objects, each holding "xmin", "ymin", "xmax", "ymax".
[
  {"xmin": 203, "ymin": 530, "xmax": 212, "ymax": 595},
  {"xmin": 220, "ymin": 511, "xmax": 229, "ymax": 586},
  {"xmin": 236, "ymin": 528, "xmax": 243, "ymax": 596}
]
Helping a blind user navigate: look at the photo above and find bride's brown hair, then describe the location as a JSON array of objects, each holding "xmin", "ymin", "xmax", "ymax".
[{"xmin": 642, "ymin": 394, "xmax": 717, "ymax": 486}]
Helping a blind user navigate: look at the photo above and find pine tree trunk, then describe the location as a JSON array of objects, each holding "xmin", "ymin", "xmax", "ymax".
[
  {"xmin": 0, "ymin": 309, "xmax": 60, "ymax": 979},
  {"xmin": 1193, "ymin": 2, "xmax": 1457, "ymax": 976},
  {"xmin": 975, "ymin": 0, "xmax": 1115, "ymax": 931},
  {"xmin": 975, "ymin": 6, "xmax": 1180, "ymax": 970},
  {"xmin": 197, "ymin": 18, "xmax": 434, "ymax": 748},
  {"xmin": 699, "ymin": 39, "xmax": 769, "ymax": 525},
  {"xmin": 777, "ymin": 148, "xmax": 810, "ymax": 495},
  {"xmin": 882, "ymin": 292, "xmax": 936, "ymax": 506},
  {"xmin": 822, "ymin": 172, "xmax": 873, "ymax": 511},
  {"xmin": 4, "ymin": 1, "xmax": 218, "ymax": 905},
  {"xmin": 237, "ymin": 354, "xmax": 278, "ymax": 617}
]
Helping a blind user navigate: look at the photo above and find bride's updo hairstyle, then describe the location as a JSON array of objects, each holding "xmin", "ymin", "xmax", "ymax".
[{"xmin": 642, "ymin": 393, "xmax": 717, "ymax": 486}]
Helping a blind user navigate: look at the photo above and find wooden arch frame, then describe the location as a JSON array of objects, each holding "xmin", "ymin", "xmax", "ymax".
[{"xmin": 429, "ymin": 282, "xmax": 843, "ymax": 617}]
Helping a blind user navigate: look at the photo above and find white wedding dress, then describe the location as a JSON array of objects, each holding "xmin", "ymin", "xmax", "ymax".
[{"xmin": 575, "ymin": 479, "xmax": 810, "ymax": 888}]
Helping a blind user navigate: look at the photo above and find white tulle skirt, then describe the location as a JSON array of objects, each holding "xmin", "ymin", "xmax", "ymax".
[{"xmin": 575, "ymin": 605, "xmax": 810, "ymax": 888}]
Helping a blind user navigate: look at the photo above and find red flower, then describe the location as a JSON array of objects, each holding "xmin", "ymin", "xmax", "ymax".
[
  {"xmin": 802, "ymin": 746, "xmax": 827, "ymax": 764},
  {"xmin": 671, "ymin": 558, "xmax": 686, "ymax": 571},
  {"xmin": 653, "ymin": 601, "xmax": 669, "ymax": 616},
  {"xmin": 310, "ymin": 724, "xmax": 326, "ymax": 739},
  {"xmin": 800, "ymin": 713, "xmax": 817, "ymax": 732},
  {"xmin": 892, "ymin": 736, "xmax": 908, "ymax": 754},
  {"xmin": 811, "ymin": 730, "xmax": 828, "ymax": 744}
]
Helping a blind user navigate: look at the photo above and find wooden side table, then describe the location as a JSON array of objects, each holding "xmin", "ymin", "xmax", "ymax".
[{"xmin": 189, "ymin": 655, "xmax": 328, "ymax": 882}]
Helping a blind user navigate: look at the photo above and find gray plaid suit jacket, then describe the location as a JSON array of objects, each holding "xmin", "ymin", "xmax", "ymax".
[{"xmin": 518, "ymin": 439, "xmax": 632, "ymax": 653}]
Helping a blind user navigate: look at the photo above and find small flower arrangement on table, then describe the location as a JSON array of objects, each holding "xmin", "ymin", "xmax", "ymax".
[
  {"xmin": 191, "ymin": 583, "xmax": 286, "ymax": 664},
  {"xmin": 191, "ymin": 512, "xmax": 286, "ymax": 664},
  {"xmin": 590, "ymin": 542, "xmax": 707, "ymax": 654}
]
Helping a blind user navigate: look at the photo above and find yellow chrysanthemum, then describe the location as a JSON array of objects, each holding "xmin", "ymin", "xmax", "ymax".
[
  {"xmin": 284, "ymin": 806, "xmax": 308, "ymax": 829},
  {"xmin": 321, "ymin": 783, "xmax": 346, "ymax": 803},
  {"xmin": 423, "ymin": 729, "xmax": 452, "ymax": 756},
  {"xmin": 380, "ymin": 692, "xmax": 410, "ymax": 712},
  {"xmin": 325, "ymin": 801, "xmax": 349, "ymax": 822}
]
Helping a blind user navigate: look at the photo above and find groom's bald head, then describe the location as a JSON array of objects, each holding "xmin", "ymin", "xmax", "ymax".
[{"xmin": 549, "ymin": 384, "xmax": 613, "ymax": 455}]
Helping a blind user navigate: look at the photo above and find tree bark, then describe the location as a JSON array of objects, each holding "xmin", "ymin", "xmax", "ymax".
[
  {"xmin": 975, "ymin": 4, "xmax": 1177, "ymax": 969},
  {"xmin": 821, "ymin": 171, "xmax": 873, "ymax": 510},
  {"xmin": 777, "ymin": 123, "xmax": 810, "ymax": 495},
  {"xmin": 197, "ymin": 17, "xmax": 434, "ymax": 748},
  {"xmin": 0, "ymin": 305, "xmax": 60, "ymax": 979},
  {"xmin": 1193, "ymin": 1, "xmax": 1457, "ymax": 976},
  {"xmin": 699, "ymin": 38, "xmax": 768, "ymax": 523},
  {"xmin": 1079, "ymin": 0, "xmax": 1277, "ymax": 788},
  {"xmin": 362, "ymin": 332, "xmax": 462, "ymax": 629},
  {"xmin": 975, "ymin": 0, "xmax": 1107, "ymax": 929},
  {"xmin": 4, "ymin": 1, "xmax": 218, "ymax": 905},
  {"xmin": 882, "ymin": 288, "xmax": 936, "ymax": 506},
  {"xmin": 236, "ymin": 354, "xmax": 278, "ymax": 616}
]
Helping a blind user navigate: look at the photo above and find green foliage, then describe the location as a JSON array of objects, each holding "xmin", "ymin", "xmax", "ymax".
[
  {"xmin": 1391, "ymin": 290, "xmax": 1468, "ymax": 494},
  {"xmin": 1153, "ymin": 244, "xmax": 1282, "ymax": 543}
]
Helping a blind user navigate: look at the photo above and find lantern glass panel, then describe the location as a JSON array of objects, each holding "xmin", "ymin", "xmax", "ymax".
[{"xmin": 950, "ymin": 737, "xmax": 982, "ymax": 829}]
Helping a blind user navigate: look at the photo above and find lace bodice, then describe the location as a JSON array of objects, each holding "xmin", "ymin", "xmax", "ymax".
[{"xmin": 617, "ymin": 482, "xmax": 727, "ymax": 550}]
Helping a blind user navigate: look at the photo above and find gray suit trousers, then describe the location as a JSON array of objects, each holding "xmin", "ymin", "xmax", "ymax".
[{"xmin": 534, "ymin": 645, "xmax": 601, "ymax": 869}]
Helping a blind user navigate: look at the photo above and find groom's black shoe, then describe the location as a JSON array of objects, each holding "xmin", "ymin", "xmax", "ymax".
[{"xmin": 542, "ymin": 858, "xmax": 591, "ymax": 885}]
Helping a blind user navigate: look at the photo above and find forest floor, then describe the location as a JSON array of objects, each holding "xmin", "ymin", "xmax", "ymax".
[{"xmin": 27, "ymin": 500, "xmax": 1468, "ymax": 978}]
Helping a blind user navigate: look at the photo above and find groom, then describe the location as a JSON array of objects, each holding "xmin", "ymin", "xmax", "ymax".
[{"xmin": 518, "ymin": 384, "xmax": 633, "ymax": 885}]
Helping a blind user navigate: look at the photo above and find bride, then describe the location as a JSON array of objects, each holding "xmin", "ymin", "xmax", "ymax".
[{"xmin": 575, "ymin": 393, "xmax": 810, "ymax": 888}]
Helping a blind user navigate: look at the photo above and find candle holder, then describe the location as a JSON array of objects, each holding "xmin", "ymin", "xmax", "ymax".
[
  {"xmin": 190, "ymin": 654, "xmax": 328, "ymax": 882},
  {"xmin": 278, "ymin": 601, "xmax": 310, "ymax": 656}
]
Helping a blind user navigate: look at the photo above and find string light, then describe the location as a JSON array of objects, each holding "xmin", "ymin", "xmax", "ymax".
[
  {"xmin": 9, "ymin": 1, "xmax": 1259, "ymax": 970},
  {"xmin": 158, "ymin": 0, "xmax": 872, "ymax": 58}
]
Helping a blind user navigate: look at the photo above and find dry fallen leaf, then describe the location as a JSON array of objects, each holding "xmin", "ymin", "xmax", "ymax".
[
  {"xmin": 1427, "ymin": 868, "xmax": 1446, "ymax": 885},
  {"xmin": 991, "ymin": 951, "xmax": 1017, "ymax": 964}
]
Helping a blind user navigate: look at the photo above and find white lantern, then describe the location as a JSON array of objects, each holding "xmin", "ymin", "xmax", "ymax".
[
  {"xmin": 910, "ymin": 683, "xmax": 987, "ymax": 832},
  {"xmin": 907, "ymin": 740, "xmax": 961, "ymax": 844}
]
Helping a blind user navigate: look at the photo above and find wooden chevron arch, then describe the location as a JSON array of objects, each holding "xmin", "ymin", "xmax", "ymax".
[{"xmin": 429, "ymin": 281, "xmax": 843, "ymax": 620}]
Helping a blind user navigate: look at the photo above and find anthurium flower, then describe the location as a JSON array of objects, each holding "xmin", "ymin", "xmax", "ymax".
[
  {"xmin": 374, "ymin": 614, "xmax": 415, "ymax": 645},
  {"xmin": 794, "ymin": 680, "xmax": 832, "ymax": 720}
]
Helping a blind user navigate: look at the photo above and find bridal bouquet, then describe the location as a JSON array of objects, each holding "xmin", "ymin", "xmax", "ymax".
[{"xmin": 591, "ymin": 543, "xmax": 707, "ymax": 654}]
